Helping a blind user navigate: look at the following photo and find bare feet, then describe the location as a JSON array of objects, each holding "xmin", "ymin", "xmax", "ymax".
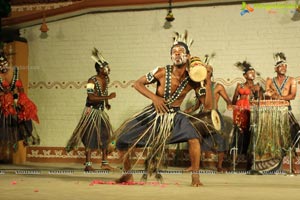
[
  {"xmin": 84, "ymin": 166, "xmax": 95, "ymax": 172},
  {"xmin": 155, "ymin": 173, "xmax": 164, "ymax": 184},
  {"xmin": 140, "ymin": 174, "xmax": 148, "ymax": 182},
  {"xmin": 115, "ymin": 174, "xmax": 134, "ymax": 184},
  {"xmin": 101, "ymin": 163, "xmax": 115, "ymax": 171},
  {"xmin": 191, "ymin": 174, "xmax": 203, "ymax": 187}
]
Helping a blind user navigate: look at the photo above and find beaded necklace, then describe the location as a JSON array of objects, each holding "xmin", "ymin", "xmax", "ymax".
[
  {"xmin": 272, "ymin": 76, "xmax": 289, "ymax": 96},
  {"xmin": 0, "ymin": 67, "xmax": 18, "ymax": 92},
  {"xmin": 92, "ymin": 75, "xmax": 108, "ymax": 96},
  {"xmin": 164, "ymin": 65, "xmax": 190, "ymax": 105}
]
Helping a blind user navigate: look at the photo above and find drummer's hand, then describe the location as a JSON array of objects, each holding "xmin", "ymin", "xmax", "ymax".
[
  {"xmin": 227, "ymin": 104, "xmax": 233, "ymax": 111},
  {"xmin": 265, "ymin": 89, "xmax": 274, "ymax": 97},
  {"xmin": 264, "ymin": 91, "xmax": 271, "ymax": 97},
  {"xmin": 152, "ymin": 96, "xmax": 168, "ymax": 113},
  {"xmin": 271, "ymin": 93, "xmax": 281, "ymax": 100}
]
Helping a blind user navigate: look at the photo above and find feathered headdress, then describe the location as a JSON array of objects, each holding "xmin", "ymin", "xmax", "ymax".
[
  {"xmin": 204, "ymin": 52, "xmax": 216, "ymax": 65},
  {"xmin": 91, "ymin": 47, "xmax": 108, "ymax": 68},
  {"xmin": 273, "ymin": 52, "xmax": 286, "ymax": 67},
  {"xmin": 235, "ymin": 61, "xmax": 260, "ymax": 76},
  {"xmin": 171, "ymin": 30, "xmax": 194, "ymax": 54},
  {"xmin": 190, "ymin": 56, "xmax": 203, "ymax": 64}
]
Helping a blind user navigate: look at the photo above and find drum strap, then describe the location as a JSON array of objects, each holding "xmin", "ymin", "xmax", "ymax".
[
  {"xmin": 272, "ymin": 76, "xmax": 289, "ymax": 96},
  {"xmin": 211, "ymin": 82, "xmax": 216, "ymax": 110},
  {"xmin": 272, "ymin": 76, "xmax": 291, "ymax": 110}
]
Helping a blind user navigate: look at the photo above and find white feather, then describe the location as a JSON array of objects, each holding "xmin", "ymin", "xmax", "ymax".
[{"xmin": 91, "ymin": 56, "xmax": 101, "ymax": 65}]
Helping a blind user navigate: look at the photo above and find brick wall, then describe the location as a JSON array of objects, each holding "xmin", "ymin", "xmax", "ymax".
[{"xmin": 20, "ymin": 1, "xmax": 300, "ymax": 149}]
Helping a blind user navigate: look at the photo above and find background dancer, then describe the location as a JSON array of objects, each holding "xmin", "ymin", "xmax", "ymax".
[
  {"xmin": 66, "ymin": 48, "xmax": 116, "ymax": 171},
  {"xmin": 185, "ymin": 56, "xmax": 232, "ymax": 172},
  {"xmin": 0, "ymin": 52, "xmax": 39, "ymax": 161}
]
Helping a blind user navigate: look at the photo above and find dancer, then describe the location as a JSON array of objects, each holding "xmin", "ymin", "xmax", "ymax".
[
  {"xmin": 115, "ymin": 31, "xmax": 203, "ymax": 186},
  {"xmin": 66, "ymin": 48, "xmax": 116, "ymax": 171},
  {"xmin": 0, "ymin": 52, "xmax": 39, "ymax": 159}
]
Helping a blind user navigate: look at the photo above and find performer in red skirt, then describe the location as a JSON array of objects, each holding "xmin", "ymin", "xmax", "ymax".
[
  {"xmin": 0, "ymin": 52, "xmax": 39, "ymax": 158},
  {"xmin": 231, "ymin": 61, "xmax": 263, "ymax": 169}
]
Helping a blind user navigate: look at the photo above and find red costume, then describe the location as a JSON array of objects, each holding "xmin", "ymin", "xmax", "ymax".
[
  {"xmin": 0, "ymin": 67, "xmax": 39, "ymax": 150},
  {"xmin": 233, "ymin": 87, "xmax": 251, "ymax": 131}
]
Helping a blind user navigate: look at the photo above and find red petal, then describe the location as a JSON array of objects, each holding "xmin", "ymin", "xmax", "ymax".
[{"xmin": 15, "ymin": 80, "xmax": 23, "ymax": 88}]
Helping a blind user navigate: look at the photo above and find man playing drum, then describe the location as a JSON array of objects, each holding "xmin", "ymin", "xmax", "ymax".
[
  {"xmin": 265, "ymin": 52, "xmax": 299, "ymax": 147},
  {"xmin": 185, "ymin": 56, "xmax": 232, "ymax": 172}
]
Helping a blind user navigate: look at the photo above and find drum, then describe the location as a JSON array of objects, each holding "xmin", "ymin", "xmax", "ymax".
[
  {"xmin": 249, "ymin": 100, "xmax": 291, "ymax": 172},
  {"xmin": 211, "ymin": 110, "xmax": 221, "ymax": 131},
  {"xmin": 188, "ymin": 56, "xmax": 207, "ymax": 82},
  {"xmin": 189, "ymin": 110, "xmax": 223, "ymax": 137}
]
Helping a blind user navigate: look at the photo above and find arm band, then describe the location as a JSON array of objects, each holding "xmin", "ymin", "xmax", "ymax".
[
  {"xmin": 145, "ymin": 67, "xmax": 159, "ymax": 83},
  {"xmin": 86, "ymin": 83, "xmax": 95, "ymax": 94}
]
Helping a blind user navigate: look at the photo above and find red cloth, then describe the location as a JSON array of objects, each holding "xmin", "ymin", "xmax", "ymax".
[
  {"xmin": 0, "ymin": 93, "xmax": 17, "ymax": 116},
  {"xmin": 17, "ymin": 92, "xmax": 39, "ymax": 123},
  {"xmin": 233, "ymin": 88, "xmax": 251, "ymax": 130},
  {"xmin": 15, "ymin": 80, "xmax": 23, "ymax": 88},
  {"xmin": 238, "ymin": 88, "xmax": 251, "ymax": 96}
]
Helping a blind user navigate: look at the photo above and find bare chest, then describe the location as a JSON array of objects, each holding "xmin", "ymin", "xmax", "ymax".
[
  {"xmin": 271, "ymin": 78, "xmax": 291, "ymax": 96},
  {"xmin": 94, "ymin": 77, "xmax": 108, "ymax": 95}
]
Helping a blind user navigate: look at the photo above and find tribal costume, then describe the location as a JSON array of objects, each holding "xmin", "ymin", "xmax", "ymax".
[
  {"xmin": 191, "ymin": 111, "xmax": 226, "ymax": 152},
  {"xmin": 271, "ymin": 76, "xmax": 300, "ymax": 141},
  {"xmin": 272, "ymin": 52, "xmax": 299, "ymax": 142},
  {"xmin": 66, "ymin": 76, "xmax": 113, "ymax": 152},
  {"xmin": 250, "ymin": 53, "xmax": 297, "ymax": 172},
  {"xmin": 0, "ymin": 65, "xmax": 39, "ymax": 153},
  {"xmin": 231, "ymin": 61, "xmax": 260, "ymax": 157},
  {"xmin": 116, "ymin": 65, "xmax": 200, "ymax": 176},
  {"xmin": 232, "ymin": 85, "xmax": 251, "ymax": 155},
  {"xmin": 188, "ymin": 82, "xmax": 227, "ymax": 153},
  {"xmin": 251, "ymin": 104, "xmax": 290, "ymax": 171}
]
